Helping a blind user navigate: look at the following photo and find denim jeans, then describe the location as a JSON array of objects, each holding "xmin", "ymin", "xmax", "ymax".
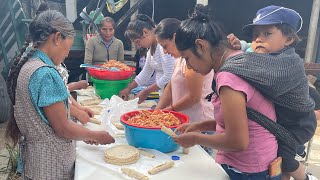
[{"xmin": 221, "ymin": 164, "xmax": 280, "ymax": 180}]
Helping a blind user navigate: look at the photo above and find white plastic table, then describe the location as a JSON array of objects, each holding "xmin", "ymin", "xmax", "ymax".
[{"xmin": 75, "ymin": 95, "xmax": 229, "ymax": 180}]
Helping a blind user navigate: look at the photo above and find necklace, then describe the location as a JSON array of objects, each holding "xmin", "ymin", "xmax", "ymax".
[{"xmin": 219, "ymin": 49, "xmax": 229, "ymax": 66}]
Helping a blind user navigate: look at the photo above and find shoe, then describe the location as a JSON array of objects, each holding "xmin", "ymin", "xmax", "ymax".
[
  {"xmin": 295, "ymin": 154, "xmax": 305, "ymax": 162},
  {"xmin": 299, "ymin": 151, "xmax": 307, "ymax": 158},
  {"xmin": 307, "ymin": 173, "xmax": 319, "ymax": 180}
]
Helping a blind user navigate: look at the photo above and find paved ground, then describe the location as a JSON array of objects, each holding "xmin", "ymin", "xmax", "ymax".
[{"xmin": 0, "ymin": 121, "xmax": 319, "ymax": 179}]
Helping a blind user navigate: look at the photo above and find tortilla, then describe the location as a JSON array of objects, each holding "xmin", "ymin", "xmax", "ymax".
[
  {"xmin": 139, "ymin": 149, "xmax": 155, "ymax": 158},
  {"xmin": 112, "ymin": 122, "xmax": 124, "ymax": 130},
  {"xmin": 121, "ymin": 168, "xmax": 149, "ymax": 180},
  {"xmin": 161, "ymin": 126, "xmax": 176, "ymax": 137},
  {"xmin": 148, "ymin": 161, "xmax": 174, "ymax": 175},
  {"xmin": 138, "ymin": 100, "xmax": 157, "ymax": 108},
  {"xmin": 90, "ymin": 118, "xmax": 101, "ymax": 125},
  {"xmin": 84, "ymin": 105, "xmax": 103, "ymax": 115},
  {"xmin": 80, "ymin": 98, "xmax": 101, "ymax": 106},
  {"xmin": 104, "ymin": 145, "xmax": 140, "ymax": 165}
]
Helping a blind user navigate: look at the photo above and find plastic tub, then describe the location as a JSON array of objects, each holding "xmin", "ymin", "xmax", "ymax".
[
  {"xmin": 87, "ymin": 64, "xmax": 135, "ymax": 80},
  {"xmin": 120, "ymin": 110, "xmax": 189, "ymax": 153},
  {"xmin": 91, "ymin": 77, "xmax": 132, "ymax": 99}
]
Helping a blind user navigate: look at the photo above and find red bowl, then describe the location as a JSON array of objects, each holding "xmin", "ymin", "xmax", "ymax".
[
  {"xmin": 120, "ymin": 110, "xmax": 189, "ymax": 129},
  {"xmin": 86, "ymin": 64, "xmax": 135, "ymax": 80}
]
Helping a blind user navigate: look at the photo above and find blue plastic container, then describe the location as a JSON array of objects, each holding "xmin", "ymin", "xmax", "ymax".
[
  {"xmin": 122, "ymin": 124, "xmax": 178, "ymax": 153},
  {"xmin": 120, "ymin": 110, "xmax": 189, "ymax": 153}
]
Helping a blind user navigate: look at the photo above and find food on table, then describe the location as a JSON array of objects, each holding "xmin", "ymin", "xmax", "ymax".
[
  {"xmin": 112, "ymin": 134, "xmax": 125, "ymax": 138},
  {"xmin": 161, "ymin": 126, "xmax": 176, "ymax": 137},
  {"xmin": 84, "ymin": 105, "xmax": 103, "ymax": 115},
  {"xmin": 80, "ymin": 98, "xmax": 101, "ymax": 106},
  {"xmin": 112, "ymin": 122, "xmax": 124, "ymax": 130},
  {"xmin": 89, "ymin": 118, "xmax": 101, "ymax": 125},
  {"xmin": 161, "ymin": 126, "xmax": 189, "ymax": 154},
  {"xmin": 127, "ymin": 110, "xmax": 181, "ymax": 128},
  {"xmin": 104, "ymin": 145, "xmax": 140, "ymax": 165},
  {"xmin": 148, "ymin": 161, "xmax": 175, "ymax": 175},
  {"xmin": 139, "ymin": 149, "xmax": 155, "ymax": 158},
  {"xmin": 182, "ymin": 148, "xmax": 190, "ymax": 154},
  {"xmin": 121, "ymin": 167, "xmax": 149, "ymax": 180},
  {"xmin": 138, "ymin": 100, "xmax": 158, "ymax": 108},
  {"xmin": 101, "ymin": 60, "xmax": 131, "ymax": 71}
]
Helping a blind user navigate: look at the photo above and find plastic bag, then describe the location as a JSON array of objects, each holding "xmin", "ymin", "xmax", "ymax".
[{"xmin": 101, "ymin": 95, "xmax": 138, "ymax": 134}]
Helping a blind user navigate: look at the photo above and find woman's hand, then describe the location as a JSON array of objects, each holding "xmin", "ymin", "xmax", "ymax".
[
  {"xmin": 172, "ymin": 132, "xmax": 199, "ymax": 148},
  {"xmin": 164, "ymin": 105, "xmax": 174, "ymax": 111},
  {"xmin": 82, "ymin": 107, "xmax": 95, "ymax": 117},
  {"xmin": 94, "ymin": 131, "xmax": 115, "ymax": 145},
  {"xmin": 174, "ymin": 122, "xmax": 202, "ymax": 135},
  {"xmin": 136, "ymin": 89, "xmax": 150, "ymax": 104},
  {"xmin": 76, "ymin": 80, "xmax": 89, "ymax": 89},
  {"xmin": 84, "ymin": 131, "xmax": 115, "ymax": 145},
  {"xmin": 76, "ymin": 110, "xmax": 91, "ymax": 124},
  {"xmin": 67, "ymin": 80, "xmax": 89, "ymax": 91},
  {"xmin": 83, "ymin": 140, "xmax": 98, "ymax": 145},
  {"xmin": 119, "ymin": 88, "xmax": 131, "ymax": 100}
]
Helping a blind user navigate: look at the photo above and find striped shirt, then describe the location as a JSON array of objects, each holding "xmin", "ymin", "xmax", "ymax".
[{"xmin": 135, "ymin": 44, "xmax": 175, "ymax": 90}]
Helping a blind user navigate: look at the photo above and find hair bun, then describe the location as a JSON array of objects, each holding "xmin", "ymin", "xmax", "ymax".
[
  {"xmin": 36, "ymin": 2, "xmax": 49, "ymax": 16},
  {"xmin": 135, "ymin": 14, "xmax": 155, "ymax": 28},
  {"xmin": 190, "ymin": 4, "xmax": 210, "ymax": 22},
  {"xmin": 136, "ymin": 14, "xmax": 149, "ymax": 22}
]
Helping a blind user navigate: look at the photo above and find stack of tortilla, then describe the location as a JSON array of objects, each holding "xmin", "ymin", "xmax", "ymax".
[{"xmin": 104, "ymin": 145, "xmax": 140, "ymax": 165}]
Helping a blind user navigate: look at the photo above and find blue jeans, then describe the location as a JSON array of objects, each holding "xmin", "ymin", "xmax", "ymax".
[{"xmin": 221, "ymin": 164, "xmax": 280, "ymax": 180}]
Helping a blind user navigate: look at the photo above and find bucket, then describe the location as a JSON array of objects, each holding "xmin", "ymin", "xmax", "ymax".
[{"xmin": 91, "ymin": 77, "xmax": 133, "ymax": 99}]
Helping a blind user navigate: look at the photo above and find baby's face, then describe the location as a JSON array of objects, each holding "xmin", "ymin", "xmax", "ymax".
[{"xmin": 251, "ymin": 25, "xmax": 292, "ymax": 54}]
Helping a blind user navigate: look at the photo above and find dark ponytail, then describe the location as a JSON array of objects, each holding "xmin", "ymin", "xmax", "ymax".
[
  {"xmin": 125, "ymin": 14, "xmax": 156, "ymax": 40},
  {"xmin": 155, "ymin": 18, "xmax": 181, "ymax": 40},
  {"xmin": 175, "ymin": 4, "xmax": 225, "ymax": 56},
  {"xmin": 5, "ymin": 10, "xmax": 75, "ymax": 146},
  {"xmin": 6, "ymin": 43, "xmax": 38, "ymax": 145}
]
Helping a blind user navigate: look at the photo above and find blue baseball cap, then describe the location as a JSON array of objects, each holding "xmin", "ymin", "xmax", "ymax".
[{"xmin": 243, "ymin": 5, "xmax": 303, "ymax": 34}]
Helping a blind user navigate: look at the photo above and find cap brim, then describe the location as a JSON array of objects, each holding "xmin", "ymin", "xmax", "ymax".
[
  {"xmin": 242, "ymin": 24, "xmax": 255, "ymax": 36},
  {"xmin": 242, "ymin": 21, "xmax": 282, "ymax": 36}
]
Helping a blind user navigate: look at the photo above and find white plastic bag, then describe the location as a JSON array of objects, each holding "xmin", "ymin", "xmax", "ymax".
[{"xmin": 102, "ymin": 95, "xmax": 139, "ymax": 134}]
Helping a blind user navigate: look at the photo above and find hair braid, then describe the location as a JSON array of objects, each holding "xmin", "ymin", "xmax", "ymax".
[
  {"xmin": 5, "ymin": 41, "xmax": 39, "ymax": 145},
  {"xmin": 6, "ymin": 10, "xmax": 75, "ymax": 146},
  {"xmin": 6, "ymin": 37, "xmax": 31, "ymax": 103}
]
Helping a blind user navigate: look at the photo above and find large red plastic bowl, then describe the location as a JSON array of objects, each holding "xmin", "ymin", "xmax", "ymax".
[
  {"xmin": 86, "ymin": 64, "xmax": 135, "ymax": 80},
  {"xmin": 120, "ymin": 110, "xmax": 189, "ymax": 153}
]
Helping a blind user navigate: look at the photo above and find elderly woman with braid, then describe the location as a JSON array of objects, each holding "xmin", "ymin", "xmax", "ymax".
[{"xmin": 6, "ymin": 10, "xmax": 114, "ymax": 179}]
